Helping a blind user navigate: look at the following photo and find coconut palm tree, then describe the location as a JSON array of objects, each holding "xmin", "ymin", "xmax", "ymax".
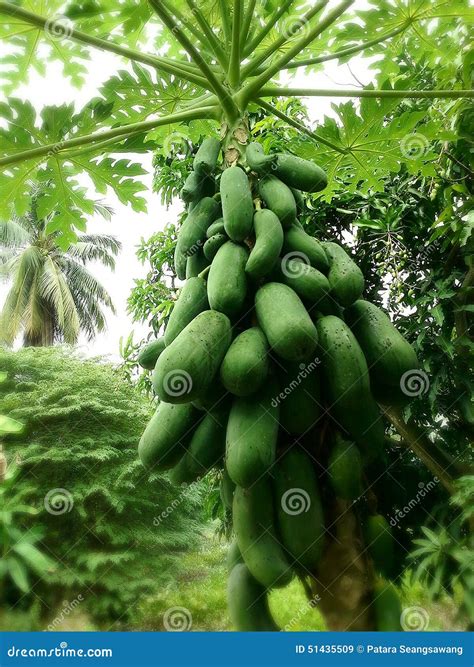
[{"xmin": 0, "ymin": 199, "xmax": 120, "ymax": 347}]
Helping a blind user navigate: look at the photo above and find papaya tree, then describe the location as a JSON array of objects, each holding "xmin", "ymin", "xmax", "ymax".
[{"xmin": 1, "ymin": 0, "xmax": 473, "ymax": 631}]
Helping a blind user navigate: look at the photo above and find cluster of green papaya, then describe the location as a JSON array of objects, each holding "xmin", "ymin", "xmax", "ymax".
[{"xmin": 137, "ymin": 138, "xmax": 419, "ymax": 631}]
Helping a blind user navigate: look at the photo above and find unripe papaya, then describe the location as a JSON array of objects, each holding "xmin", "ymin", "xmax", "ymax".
[
  {"xmin": 220, "ymin": 466, "xmax": 236, "ymax": 510},
  {"xmin": 164, "ymin": 277, "xmax": 209, "ymax": 346},
  {"xmin": 282, "ymin": 226, "xmax": 329, "ymax": 272},
  {"xmin": 203, "ymin": 233, "xmax": 227, "ymax": 261},
  {"xmin": 192, "ymin": 379, "xmax": 229, "ymax": 412},
  {"xmin": 176, "ymin": 197, "xmax": 220, "ymax": 257},
  {"xmin": 207, "ymin": 241, "xmax": 249, "ymax": 319},
  {"xmin": 169, "ymin": 408, "xmax": 227, "ymax": 484},
  {"xmin": 220, "ymin": 166, "xmax": 254, "ymax": 241},
  {"xmin": 258, "ymin": 175, "xmax": 296, "ymax": 228},
  {"xmin": 185, "ymin": 250, "xmax": 209, "ymax": 278},
  {"xmin": 153, "ymin": 310, "xmax": 232, "ymax": 403},
  {"xmin": 278, "ymin": 258, "xmax": 330, "ymax": 306},
  {"xmin": 345, "ymin": 300, "xmax": 419, "ymax": 405},
  {"xmin": 272, "ymin": 153, "xmax": 327, "ymax": 193},
  {"xmin": 138, "ymin": 401, "xmax": 197, "ymax": 470},
  {"xmin": 226, "ymin": 380, "xmax": 279, "ymax": 488},
  {"xmin": 273, "ymin": 448, "xmax": 325, "ymax": 570},
  {"xmin": 373, "ymin": 579, "xmax": 402, "ymax": 631},
  {"xmin": 193, "ymin": 137, "xmax": 221, "ymax": 175},
  {"xmin": 316, "ymin": 316, "xmax": 385, "ymax": 458},
  {"xmin": 233, "ymin": 478, "xmax": 293, "ymax": 589},
  {"xmin": 322, "ymin": 241, "xmax": 364, "ymax": 307},
  {"xmin": 327, "ymin": 436, "xmax": 362, "ymax": 500},
  {"xmin": 245, "ymin": 209, "xmax": 284, "ymax": 281},
  {"xmin": 227, "ymin": 563, "xmax": 279, "ymax": 631},
  {"xmin": 137, "ymin": 337, "xmax": 166, "ymax": 371},
  {"xmin": 255, "ymin": 283, "xmax": 318, "ymax": 362},
  {"xmin": 227, "ymin": 539, "xmax": 243, "ymax": 571},
  {"xmin": 220, "ymin": 327, "xmax": 269, "ymax": 397},
  {"xmin": 181, "ymin": 171, "xmax": 202, "ymax": 203},
  {"xmin": 278, "ymin": 359, "xmax": 322, "ymax": 434},
  {"xmin": 246, "ymin": 142, "xmax": 274, "ymax": 173},
  {"xmin": 174, "ymin": 243, "xmax": 187, "ymax": 280},
  {"xmin": 290, "ymin": 187, "xmax": 305, "ymax": 215},
  {"xmin": 206, "ymin": 218, "xmax": 225, "ymax": 238},
  {"xmin": 365, "ymin": 515, "xmax": 394, "ymax": 578}
]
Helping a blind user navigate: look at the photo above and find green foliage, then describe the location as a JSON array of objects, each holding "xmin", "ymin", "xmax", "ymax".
[{"xmin": 0, "ymin": 347, "xmax": 205, "ymax": 623}]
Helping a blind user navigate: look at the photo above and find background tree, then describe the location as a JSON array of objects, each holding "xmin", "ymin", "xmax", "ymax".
[{"xmin": 0, "ymin": 196, "xmax": 120, "ymax": 346}]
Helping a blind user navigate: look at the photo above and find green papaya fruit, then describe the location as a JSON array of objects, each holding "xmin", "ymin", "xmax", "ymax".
[
  {"xmin": 365, "ymin": 515, "xmax": 394, "ymax": 578},
  {"xmin": 181, "ymin": 171, "xmax": 202, "ymax": 203},
  {"xmin": 272, "ymin": 153, "xmax": 327, "ymax": 193},
  {"xmin": 137, "ymin": 337, "xmax": 166, "ymax": 371},
  {"xmin": 192, "ymin": 379, "xmax": 229, "ymax": 412},
  {"xmin": 258, "ymin": 175, "xmax": 296, "ymax": 228},
  {"xmin": 153, "ymin": 310, "xmax": 232, "ymax": 403},
  {"xmin": 185, "ymin": 250, "xmax": 209, "ymax": 278},
  {"xmin": 278, "ymin": 258, "xmax": 330, "ymax": 306},
  {"xmin": 174, "ymin": 243, "xmax": 187, "ymax": 280},
  {"xmin": 138, "ymin": 401, "xmax": 197, "ymax": 470},
  {"xmin": 220, "ymin": 327, "xmax": 269, "ymax": 397},
  {"xmin": 220, "ymin": 166, "xmax": 254, "ymax": 241},
  {"xmin": 203, "ymin": 233, "xmax": 228, "ymax": 261},
  {"xmin": 273, "ymin": 448, "xmax": 325, "ymax": 570},
  {"xmin": 226, "ymin": 380, "xmax": 279, "ymax": 488},
  {"xmin": 207, "ymin": 241, "xmax": 249, "ymax": 319},
  {"xmin": 245, "ymin": 209, "xmax": 284, "ymax": 281},
  {"xmin": 327, "ymin": 435, "xmax": 363, "ymax": 500},
  {"xmin": 193, "ymin": 137, "xmax": 221, "ymax": 175},
  {"xmin": 316, "ymin": 316, "xmax": 385, "ymax": 458},
  {"xmin": 220, "ymin": 466, "xmax": 236, "ymax": 510},
  {"xmin": 373, "ymin": 580, "xmax": 402, "ymax": 631},
  {"xmin": 246, "ymin": 142, "xmax": 275, "ymax": 173},
  {"xmin": 278, "ymin": 359, "xmax": 322, "ymax": 434},
  {"xmin": 345, "ymin": 300, "xmax": 419, "ymax": 405},
  {"xmin": 206, "ymin": 218, "xmax": 226, "ymax": 238},
  {"xmin": 322, "ymin": 241, "xmax": 364, "ymax": 308},
  {"xmin": 176, "ymin": 197, "xmax": 221, "ymax": 257},
  {"xmin": 290, "ymin": 187, "xmax": 305, "ymax": 215},
  {"xmin": 255, "ymin": 283, "xmax": 318, "ymax": 362},
  {"xmin": 164, "ymin": 277, "xmax": 209, "ymax": 346},
  {"xmin": 282, "ymin": 226, "xmax": 329, "ymax": 273},
  {"xmin": 233, "ymin": 478, "xmax": 293, "ymax": 589},
  {"xmin": 227, "ymin": 563, "xmax": 279, "ymax": 631},
  {"xmin": 169, "ymin": 408, "xmax": 227, "ymax": 484},
  {"xmin": 227, "ymin": 539, "xmax": 244, "ymax": 571}
]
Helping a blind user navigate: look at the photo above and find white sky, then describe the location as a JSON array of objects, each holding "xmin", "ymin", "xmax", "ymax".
[{"xmin": 1, "ymin": 2, "xmax": 373, "ymax": 361}]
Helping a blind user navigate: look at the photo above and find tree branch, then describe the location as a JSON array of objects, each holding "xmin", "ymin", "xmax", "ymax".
[
  {"xmin": 229, "ymin": 0, "xmax": 243, "ymax": 88},
  {"xmin": 219, "ymin": 0, "xmax": 232, "ymax": 44},
  {"xmin": 0, "ymin": 107, "xmax": 219, "ymax": 168},
  {"xmin": 383, "ymin": 407, "xmax": 459, "ymax": 495},
  {"xmin": 260, "ymin": 87, "xmax": 474, "ymax": 99},
  {"xmin": 0, "ymin": 1, "xmax": 209, "ymax": 90},
  {"xmin": 256, "ymin": 98, "xmax": 346, "ymax": 154},
  {"xmin": 240, "ymin": 0, "xmax": 257, "ymax": 51},
  {"xmin": 243, "ymin": 0, "xmax": 295, "ymax": 57},
  {"xmin": 284, "ymin": 24, "xmax": 407, "ymax": 70},
  {"xmin": 148, "ymin": 0, "xmax": 239, "ymax": 122},
  {"xmin": 240, "ymin": 0, "xmax": 354, "ymax": 106},
  {"xmin": 242, "ymin": 0, "xmax": 328, "ymax": 78},
  {"xmin": 184, "ymin": 0, "xmax": 229, "ymax": 69}
]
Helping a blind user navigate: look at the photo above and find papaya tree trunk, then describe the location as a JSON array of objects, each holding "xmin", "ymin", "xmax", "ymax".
[{"xmin": 312, "ymin": 499, "xmax": 375, "ymax": 630}]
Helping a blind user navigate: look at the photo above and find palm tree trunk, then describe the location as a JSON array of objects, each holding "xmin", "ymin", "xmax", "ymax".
[
  {"xmin": 23, "ymin": 307, "xmax": 54, "ymax": 347},
  {"xmin": 312, "ymin": 499, "xmax": 375, "ymax": 630}
]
